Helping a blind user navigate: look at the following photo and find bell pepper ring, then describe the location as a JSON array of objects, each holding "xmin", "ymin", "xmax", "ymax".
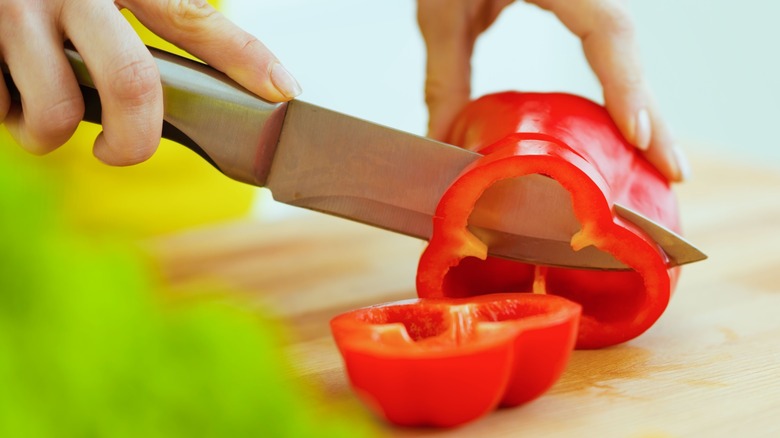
[
  {"xmin": 330, "ymin": 293, "xmax": 581, "ymax": 428},
  {"xmin": 417, "ymin": 92, "xmax": 681, "ymax": 349}
]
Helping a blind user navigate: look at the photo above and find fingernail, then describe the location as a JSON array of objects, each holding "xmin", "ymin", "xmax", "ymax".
[
  {"xmin": 270, "ymin": 63, "xmax": 302, "ymax": 99},
  {"xmin": 672, "ymin": 146, "xmax": 692, "ymax": 182},
  {"xmin": 634, "ymin": 108, "xmax": 651, "ymax": 151}
]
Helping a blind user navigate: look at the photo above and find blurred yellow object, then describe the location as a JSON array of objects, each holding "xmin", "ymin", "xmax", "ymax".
[{"xmin": 11, "ymin": 0, "xmax": 255, "ymax": 237}]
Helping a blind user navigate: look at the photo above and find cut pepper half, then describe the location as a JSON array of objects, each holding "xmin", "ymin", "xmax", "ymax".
[
  {"xmin": 417, "ymin": 92, "xmax": 681, "ymax": 349},
  {"xmin": 330, "ymin": 293, "xmax": 581, "ymax": 427}
]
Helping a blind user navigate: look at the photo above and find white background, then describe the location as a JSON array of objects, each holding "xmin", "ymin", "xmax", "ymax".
[{"xmin": 223, "ymin": 0, "xmax": 780, "ymax": 216}]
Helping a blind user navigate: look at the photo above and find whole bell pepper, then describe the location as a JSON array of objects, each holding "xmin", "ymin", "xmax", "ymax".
[
  {"xmin": 417, "ymin": 92, "xmax": 681, "ymax": 349},
  {"xmin": 330, "ymin": 293, "xmax": 581, "ymax": 427}
]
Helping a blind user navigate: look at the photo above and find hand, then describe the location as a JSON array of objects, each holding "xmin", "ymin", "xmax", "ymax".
[
  {"xmin": 417, "ymin": 0, "xmax": 690, "ymax": 182},
  {"xmin": 0, "ymin": 0, "xmax": 301, "ymax": 166}
]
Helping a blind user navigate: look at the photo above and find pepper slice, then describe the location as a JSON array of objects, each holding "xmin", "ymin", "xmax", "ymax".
[
  {"xmin": 330, "ymin": 294, "xmax": 581, "ymax": 427},
  {"xmin": 417, "ymin": 92, "xmax": 681, "ymax": 349}
]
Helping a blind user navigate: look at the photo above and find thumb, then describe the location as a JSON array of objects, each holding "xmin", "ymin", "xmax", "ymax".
[{"xmin": 417, "ymin": 1, "xmax": 474, "ymax": 141}]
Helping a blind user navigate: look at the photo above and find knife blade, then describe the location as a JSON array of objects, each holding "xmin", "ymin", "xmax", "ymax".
[
  {"xmin": 2, "ymin": 46, "xmax": 706, "ymax": 270},
  {"xmin": 263, "ymin": 100, "xmax": 705, "ymax": 269}
]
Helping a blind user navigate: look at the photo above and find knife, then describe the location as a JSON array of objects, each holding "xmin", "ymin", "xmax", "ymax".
[{"xmin": 2, "ymin": 47, "xmax": 706, "ymax": 270}]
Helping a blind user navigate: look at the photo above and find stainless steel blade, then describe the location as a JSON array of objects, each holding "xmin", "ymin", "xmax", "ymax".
[
  {"xmin": 265, "ymin": 101, "xmax": 474, "ymax": 242},
  {"xmin": 263, "ymin": 101, "xmax": 705, "ymax": 270},
  {"xmin": 615, "ymin": 204, "xmax": 708, "ymax": 267}
]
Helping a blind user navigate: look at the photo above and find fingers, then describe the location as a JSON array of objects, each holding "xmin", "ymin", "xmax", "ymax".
[
  {"xmin": 1, "ymin": 0, "xmax": 299, "ymax": 166},
  {"xmin": 63, "ymin": 1, "xmax": 163, "ymax": 166},
  {"xmin": 0, "ymin": 1, "xmax": 84, "ymax": 154},
  {"xmin": 120, "ymin": 0, "xmax": 301, "ymax": 102},
  {"xmin": 418, "ymin": 0, "xmax": 513, "ymax": 142},
  {"xmin": 527, "ymin": 0, "xmax": 690, "ymax": 182},
  {"xmin": 417, "ymin": 0, "xmax": 473, "ymax": 141},
  {"xmin": 417, "ymin": 0, "xmax": 495, "ymax": 141},
  {"xmin": 637, "ymin": 95, "xmax": 690, "ymax": 182}
]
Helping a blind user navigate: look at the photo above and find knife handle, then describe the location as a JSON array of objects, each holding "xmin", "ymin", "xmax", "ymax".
[{"xmin": 1, "ymin": 45, "xmax": 288, "ymax": 186}]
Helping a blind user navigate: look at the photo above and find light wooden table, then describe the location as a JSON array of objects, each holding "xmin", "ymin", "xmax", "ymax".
[{"xmin": 149, "ymin": 152, "xmax": 780, "ymax": 437}]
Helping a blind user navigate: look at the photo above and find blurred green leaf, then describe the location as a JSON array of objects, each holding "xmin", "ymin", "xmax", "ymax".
[{"xmin": 0, "ymin": 140, "xmax": 376, "ymax": 438}]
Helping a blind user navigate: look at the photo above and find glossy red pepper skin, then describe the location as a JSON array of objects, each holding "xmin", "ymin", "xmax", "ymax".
[
  {"xmin": 330, "ymin": 294, "xmax": 581, "ymax": 427},
  {"xmin": 417, "ymin": 92, "xmax": 680, "ymax": 349}
]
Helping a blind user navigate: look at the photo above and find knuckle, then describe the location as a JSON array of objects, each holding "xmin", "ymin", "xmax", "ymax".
[
  {"xmin": 0, "ymin": 1, "xmax": 29, "ymax": 26},
  {"xmin": 424, "ymin": 77, "xmax": 468, "ymax": 107},
  {"xmin": 0, "ymin": 1, "xmax": 42, "ymax": 42},
  {"xmin": 27, "ymin": 94, "xmax": 84, "ymax": 147},
  {"xmin": 166, "ymin": 0, "xmax": 218, "ymax": 31},
  {"xmin": 40, "ymin": 95, "xmax": 84, "ymax": 136},
  {"xmin": 238, "ymin": 35, "xmax": 263, "ymax": 55},
  {"xmin": 234, "ymin": 35, "xmax": 275, "ymax": 67},
  {"xmin": 424, "ymin": 85, "xmax": 445, "ymax": 108},
  {"xmin": 106, "ymin": 57, "xmax": 161, "ymax": 106}
]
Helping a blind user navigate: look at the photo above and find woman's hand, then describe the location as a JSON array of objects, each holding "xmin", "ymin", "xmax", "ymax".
[
  {"xmin": 417, "ymin": 0, "xmax": 690, "ymax": 182},
  {"xmin": 0, "ymin": 0, "xmax": 301, "ymax": 166}
]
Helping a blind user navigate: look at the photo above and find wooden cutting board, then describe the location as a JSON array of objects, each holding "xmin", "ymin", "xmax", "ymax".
[{"xmin": 148, "ymin": 152, "xmax": 780, "ymax": 437}]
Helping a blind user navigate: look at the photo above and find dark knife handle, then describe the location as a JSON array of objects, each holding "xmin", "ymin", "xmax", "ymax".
[
  {"xmin": 1, "ymin": 46, "xmax": 288, "ymax": 186},
  {"xmin": 2, "ymin": 65, "xmax": 217, "ymax": 167}
]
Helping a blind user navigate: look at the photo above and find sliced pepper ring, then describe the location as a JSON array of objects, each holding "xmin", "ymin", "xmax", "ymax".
[
  {"xmin": 418, "ymin": 92, "xmax": 679, "ymax": 349},
  {"xmin": 330, "ymin": 293, "xmax": 581, "ymax": 428}
]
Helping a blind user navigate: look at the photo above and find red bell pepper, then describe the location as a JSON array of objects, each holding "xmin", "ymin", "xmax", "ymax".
[
  {"xmin": 330, "ymin": 293, "xmax": 580, "ymax": 427},
  {"xmin": 417, "ymin": 92, "xmax": 681, "ymax": 349},
  {"xmin": 330, "ymin": 92, "xmax": 681, "ymax": 427}
]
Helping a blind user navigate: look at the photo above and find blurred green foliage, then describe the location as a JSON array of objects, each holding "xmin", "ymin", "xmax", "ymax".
[{"xmin": 0, "ymin": 143, "xmax": 375, "ymax": 437}]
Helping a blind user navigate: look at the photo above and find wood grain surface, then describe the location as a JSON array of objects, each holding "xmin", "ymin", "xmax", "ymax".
[{"xmin": 148, "ymin": 152, "xmax": 780, "ymax": 437}]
